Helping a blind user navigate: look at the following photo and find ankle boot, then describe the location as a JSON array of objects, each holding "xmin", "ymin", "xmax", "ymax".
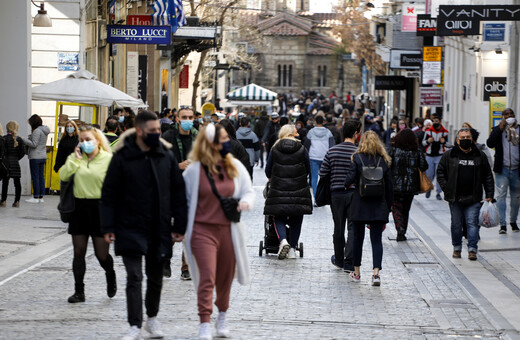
[
  {"xmin": 106, "ymin": 271, "xmax": 117, "ymax": 298},
  {"xmin": 68, "ymin": 284, "xmax": 85, "ymax": 303},
  {"xmin": 12, "ymin": 201, "xmax": 19, "ymax": 208}
]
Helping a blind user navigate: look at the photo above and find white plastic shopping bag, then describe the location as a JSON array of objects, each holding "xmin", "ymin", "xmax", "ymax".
[{"xmin": 479, "ymin": 201, "xmax": 500, "ymax": 228}]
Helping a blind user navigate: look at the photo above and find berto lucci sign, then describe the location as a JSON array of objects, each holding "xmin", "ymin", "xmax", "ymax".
[
  {"xmin": 107, "ymin": 25, "xmax": 172, "ymax": 44},
  {"xmin": 437, "ymin": 5, "xmax": 520, "ymax": 36}
]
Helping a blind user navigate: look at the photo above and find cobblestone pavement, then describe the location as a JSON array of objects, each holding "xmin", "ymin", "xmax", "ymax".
[{"xmin": 0, "ymin": 167, "xmax": 516, "ymax": 339}]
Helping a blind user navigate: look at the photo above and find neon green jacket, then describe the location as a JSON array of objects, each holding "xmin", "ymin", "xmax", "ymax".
[{"xmin": 60, "ymin": 149, "xmax": 112, "ymax": 199}]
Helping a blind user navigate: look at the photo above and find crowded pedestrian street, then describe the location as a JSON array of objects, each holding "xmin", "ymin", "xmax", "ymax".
[{"xmin": 1, "ymin": 166, "xmax": 519, "ymax": 340}]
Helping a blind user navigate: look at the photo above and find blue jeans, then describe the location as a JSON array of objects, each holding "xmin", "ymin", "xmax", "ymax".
[
  {"xmin": 274, "ymin": 215, "xmax": 303, "ymax": 249},
  {"xmin": 310, "ymin": 159, "xmax": 323, "ymax": 198},
  {"xmin": 495, "ymin": 168, "xmax": 520, "ymax": 226},
  {"xmin": 449, "ymin": 201, "xmax": 481, "ymax": 253},
  {"xmin": 426, "ymin": 155, "xmax": 442, "ymax": 195},
  {"xmin": 29, "ymin": 158, "xmax": 46, "ymax": 198}
]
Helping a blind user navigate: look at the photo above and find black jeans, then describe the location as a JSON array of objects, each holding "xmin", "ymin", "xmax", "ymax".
[
  {"xmin": 330, "ymin": 191, "xmax": 354, "ymax": 266},
  {"xmin": 122, "ymin": 255, "xmax": 164, "ymax": 328},
  {"xmin": 352, "ymin": 222, "xmax": 384, "ymax": 270},
  {"xmin": 1, "ymin": 177, "xmax": 21, "ymax": 202},
  {"xmin": 391, "ymin": 194, "xmax": 414, "ymax": 236}
]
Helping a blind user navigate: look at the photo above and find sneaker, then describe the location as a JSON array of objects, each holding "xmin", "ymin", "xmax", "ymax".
[
  {"xmin": 425, "ymin": 191, "xmax": 431, "ymax": 198},
  {"xmin": 349, "ymin": 272, "xmax": 360, "ymax": 282},
  {"xmin": 331, "ymin": 255, "xmax": 342, "ymax": 269},
  {"xmin": 499, "ymin": 226, "xmax": 507, "ymax": 234},
  {"xmin": 0, "ymin": 201, "xmax": 5, "ymax": 207},
  {"xmin": 106, "ymin": 271, "xmax": 117, "ymax": 298},
  {"xmin": 12, "ymin": 201, "xmax": 19, "ymax": 208},
  {"xmin": 511, "ymin": 223, "xmax": 520, "ymax": 232},
  {"xmin": 67, "ymin": 292, "xmax": 85, "ymax": 303},
  {"xmin": 452, "ymin": 250, "xmax": 461, "ymax": 258},
  {"xmin": 277, "ymin": 239, "xmax": 290, "ymax": 260},
  {"xmin": 180, "ymin": 270, "xmax": 192, "ymax": 281},
  {"xmin": 287, "ymin": 248, "xmax": 296, "ymax": 259},
  {"xmin": 468, "ymin": 251, "xmax": 477, "ymax": 261},
  {"xmin": 215, "ymin": 311, "xmax": 230, "ymax": 338},
  {"xmin": 144, "ymin": 317, "xmax": 165, "ymax": 339},
  {"xmin": 121, "ymin": 326, "xmax": 142, "ymax": 340},
  {"xmin": 436, "ymin": 194, "xmax": 442, "ymax": 200},
  {"xmin": 371, "ymin": 275, "xmax": 381, "ymax": 286},
  {"xmin": 199, "ymin": 322, "xmax": 212, "ymax": 340},
  {"xmin": 25, "ymin": 197, "xmax": 39, "ymax": 203},
  {"xmin": 39, "ymin": 198, "xmax": 44, "ymax": 203},
  {"xmin": 343, "ymin": 263, "xmax": 355, "ymax": 273}
]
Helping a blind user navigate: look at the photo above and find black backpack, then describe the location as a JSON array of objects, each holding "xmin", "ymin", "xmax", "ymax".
[
  {"xmin": 0, "ymin": 137, "xmax": 9, "ymax": 180},
  {"xmin": 359, "ymin": 155, "xmax": 384, "ymax": 198}
]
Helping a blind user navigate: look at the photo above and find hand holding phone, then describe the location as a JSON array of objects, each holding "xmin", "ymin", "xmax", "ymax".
[{"xmin": 74, "ymin": 144, "xmax": 83, "ymax": 160}]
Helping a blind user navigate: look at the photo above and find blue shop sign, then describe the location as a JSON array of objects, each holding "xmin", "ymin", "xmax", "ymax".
[
  {"xmin": 483, "ymin": 23, "xmax": 505, "ymax": 42},
  {"xmin": 107, "ymin": 25, "xmax": 171, "ymax": 44}
]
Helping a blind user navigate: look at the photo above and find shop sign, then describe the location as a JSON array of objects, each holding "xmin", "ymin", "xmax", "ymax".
[
  {"xmin": 402, "ymin": 3, "xmax": 425, "ymax": 32},
  {"xmin": 422, "ymin": 61, "xmax": 442, "ymax": 85},
  {"xmin": 420, "ymin": 87, "xmax": 443, "ymax": 106},
  {"xmin": 127, "ymin": 15, "xmax": 152, "ymax": 26},
  {"xmin": 138, "ymin": 55, "xmax": 148, "ymax": 101},
  {"xmin": 107, "ymin": 25, "xmax": 171, "ymax": 44},
  {"xmin": 483, "ymin": 77, "xmax": 507, "ymax": 101},
  {"xmin": 423, "ymin": 46, "xmax": 442, "ymax": 62},
  {"xmin": 375, "ymin": 76, "xmax": 407, "ymax": 90},
  {"xmin": 57, "ymin": 53, "xmax": 79, "ymax": 71},
  {"xmin": 483, "ymin": 23, "xmax": 506, "ymax": 41},
  {"xmin": 127, "ymin": 51, "xmax": 138, "ymax": 98},
  {"xmin": 417, "ymin": 14, "xmax": 436, "ymax": 36},
  {"xmin": 405, "ymin": 71, "xmax": 421, "ymax": 78},
  {"xmin": 179, "ymin": 65, "xmax": 189, "ymax": 89},
  {"xmin": 390, "ymin": 50, "xmax": 421, "ymax": 69}
]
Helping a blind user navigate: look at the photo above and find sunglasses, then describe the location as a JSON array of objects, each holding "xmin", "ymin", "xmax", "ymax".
[
  {"xmin": 79, "ymin": 125, "xmax": 94, "ymax": 131},
  {"xmin": 179, "ymin": 105, "xmax": 194, "ymax": 110}
]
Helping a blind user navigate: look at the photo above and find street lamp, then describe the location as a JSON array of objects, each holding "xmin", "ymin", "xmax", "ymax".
[{"xmin": 32, "ymin": 1, "xmax": 52, "ymax": 27}]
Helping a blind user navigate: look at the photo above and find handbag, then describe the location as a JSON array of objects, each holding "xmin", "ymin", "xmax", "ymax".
[
  {"xmin": 57, "ymin": 174, "xmax": 75, "ymax": 223},
  {"xmin": 315, "ymin": 173, "xmax": 331, "ymax": 206},
  {"xmin": 263, "ymin": 181, "xmax": 270, "ymax": 199},
  {"xmin": 418, "ymin": 170, "xmax": 433, "ymax": 194},
  {"xmin": 203, "ymin": 166, "xmax": 241, "ymax": 223}
]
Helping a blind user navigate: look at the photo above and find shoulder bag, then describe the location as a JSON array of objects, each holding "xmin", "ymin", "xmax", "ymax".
[
  {"xmin": 203, "ymin": 166, "xmax": 241, "ymax": 223},
  {"xmin": 57, "ymin": 174, "xmax": 75, "ymax": 223},
  {"xmin": 418, "ymin": 170, "xmax": 433, "ymax": 194}
]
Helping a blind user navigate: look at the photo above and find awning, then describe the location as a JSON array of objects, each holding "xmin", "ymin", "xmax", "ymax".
[{"xmin": 226, "ymin": 83, "xmax": 277, "ymax": 102}]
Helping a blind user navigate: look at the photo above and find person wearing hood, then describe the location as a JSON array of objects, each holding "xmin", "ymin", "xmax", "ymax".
[
  {"xmin": 101, "ymin": 111, "xmax": 188, "ymax": 340},
  {"xmin": 304, "ymin": 115, "xmax": 334, "ymax": 200},
  {"xmin": 22, "ymin": 114, "xmax": 50, "ymax": 203},
  {"xmin": 236, "ymin": 117, "xmax": 260, "ymax": 174},
  {"xmin": 487, "ymin": 108, "xmax": 520, "ymax": 234},
  {"xmin": 437, "ymin": 128, "xmax": 494, "ymax": 261}
]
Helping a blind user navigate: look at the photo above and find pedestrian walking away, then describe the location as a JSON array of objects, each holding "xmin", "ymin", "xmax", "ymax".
[
  {"xmin": 265, "ymin": 124, "xmax": 313, "ymax": 260},
  {"xmin": 236, "ymin": 117, "xmax": 261, "ymax": 177},
  {"xmin": 58, "ymin": 125, "xmax": 116, "ymax": 304},
  {"xmin": 422, "ymin": 114, "xmax": 448, "ymax": 200},
  {"xmin": 1, "ymin": 121, "xmax": 25, "ymax": 207},
  {"xmin": 253, "ymin": 112, "xmax": 269, "ymax": 168},
  {"xmin": 261, "ymin": 112, "xmax": 281, "ymax": 160},
  {"xmin": 319, "ymin": 119, "xmax": 361, "ymax": 272},
  {"xmin": 344, "ymin": 131, "xmax": 393, "ymax": 286},
  {"xmin": 22, "ymin": 114, "xmax": 50, "ymax": 203},
  {"xmin": 486, "ymin": 108, "xmax": 520, "ymax": 234},
  {"xmin": 101, "ymin": 111, "xmax": 188, "ymax": 340},
  {"xmin": 389, "ymin": 129, "xmax": 428, "ymax": 241},
  {"xmin": 54, "ymin": 120, "xmax": 79, "ymax": 173},
  {"xmin": 437, "ymin": 128, "xmax": 494, "ymax": 261},
  {"xmin": 182, "ymin": 124, "xmax": 255, "ymax": 340}
]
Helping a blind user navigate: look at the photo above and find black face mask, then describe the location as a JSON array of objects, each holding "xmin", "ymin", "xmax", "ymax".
[
  {"xmin": 219, "ymin": 141, "xmax": 232, "ymax": 157},
  {"xmin": 143, "ymin": 133, "xmax": 161, "ymax": 148},
  {"xmin": 433, "ymin": 123, "xmax": 440, "ymax": 129},
  {"xmin": 459, "ymin": 139, "xmax": 472, "ymax": 150}
]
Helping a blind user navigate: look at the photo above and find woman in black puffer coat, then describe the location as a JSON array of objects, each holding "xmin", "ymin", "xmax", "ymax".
[
  {"xmin": 389, "ymin": 128, "xmax": 427, "ymax": 241},
  {"xmin": 1, "ymin": 121, "xmax": 25, "ymax": 207},
  {"xmin": 264, "ymin": 124, "xmax": 312, "ymax": 260}
]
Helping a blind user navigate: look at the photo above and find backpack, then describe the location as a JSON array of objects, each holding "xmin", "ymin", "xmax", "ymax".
[
  {"xmin": 359, "ymin": 155, "xmax": 384, "ymax": 198},
  {"xmin": 0, "ymin": 137, "xmax": 9, "ymax": 180}
]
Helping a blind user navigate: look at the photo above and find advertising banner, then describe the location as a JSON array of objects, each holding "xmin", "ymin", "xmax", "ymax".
[
  {"xmin": 138, "ymin": 55, "xmax": 148, "ymax": 101},
  {"xmin": 422, "ymin": 62, "xmax": 442, "ymax": 85},
  {"xmin": 483, "ymin": 77, "xmax": 507, "ymax": 101},
  {"xmin": 420, "ymin": 87, "xmax": 443, "ymax": 106},
  {"xmin": 375, "ymin": 76, "xmax": 407, "ymax": 90},
  {"xmin": 423, "ymin": 46, "xmax": 442, "ymax": 62},
  {"xmin": 390, "ymin": 50, "xmax": 422, "ymax": 69},
  {"xmin": 107, "ymin": 25, "xmax": 172, "ymax": 44},
  {"xmin": 489, "ymin": 96, "xmax": 507, "ymax": 130},
  {"xmin": 483, "ymin": 23, "xmax": 506, "ymax": 41},
  {"xmin": 417, "ymin": 14, "xmax": 437, "ymax": 36},
  {"xmin": 127, "ymin": 51, "xmax": 138, "ymax": 98},
  {"xmin": 402, "ymin": 3, "xmax": 425, "ymax": 32}
]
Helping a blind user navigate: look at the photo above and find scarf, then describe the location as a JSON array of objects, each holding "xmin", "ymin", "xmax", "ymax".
[{"xmin": 506, "ymin": 123, "xmax": 520, "ymax": 146}]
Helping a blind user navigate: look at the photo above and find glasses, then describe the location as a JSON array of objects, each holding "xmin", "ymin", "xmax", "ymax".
[
  {"xmin": 179, "ymin": 105, "xmax": 194, "ymax": 111},
  {"xmin": 79, "ymin": 125, "xmax": 93, "ymax": 131}
]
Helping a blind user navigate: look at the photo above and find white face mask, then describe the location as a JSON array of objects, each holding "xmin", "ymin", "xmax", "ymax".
[{"xmin": 506, "ymin": 117, "xmax": 516, "ymax": 125}]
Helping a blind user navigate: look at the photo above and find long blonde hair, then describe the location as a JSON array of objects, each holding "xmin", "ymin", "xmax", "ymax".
[
  {"xmin": 189, "ymin": 125, "xmax": 238, "ymax": 178},
  {"xmin": 273, "ymin": 124, "xmax": 299, "ymax": 147},
  {"xmin": 80, "ymin": 127, "xmax": 112, "ymax": 154},
  {"xmin": 6, "ymin": 121, "xmax": 19, "ymax": 147},
  {"xmin": 0, "ymin": 123, "xmax": 4, "ymax": 136},
  {"xmin": 355, "ymin": 131, "xmax": 391, "ymax": 165}
]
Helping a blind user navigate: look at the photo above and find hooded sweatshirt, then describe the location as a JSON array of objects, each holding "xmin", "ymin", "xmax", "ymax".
[
  {"xmin": 23, "ymin": 125, "xmax": 51, "ymax": 159},
  {"xmin": 236, "ymin": 127, "xmax": 260, "ymax": 166},
  {"xmin": 305, "ymin": 126, "xmax": 334, "ymax": 161}
]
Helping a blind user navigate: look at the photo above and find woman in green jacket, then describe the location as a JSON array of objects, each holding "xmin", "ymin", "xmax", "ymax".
[{"xmin": 60, "ymin": 126, "xmax": 115, "ymax": 303}]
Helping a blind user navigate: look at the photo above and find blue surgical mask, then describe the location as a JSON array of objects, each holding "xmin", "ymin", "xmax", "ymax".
[
  {"xmin": 180, "ymin": 120, "xmax": 194, "ymax": 132},
  {"xmin": 66, "ymin": 127, "xmax": 75, "ymax": 135},
  {"xmin": 80, "ymin": 140, "xmax": 96, "ymax": 154},
  {"xmin": 219, "ymin": 141, "xmax": 232, "ymax": 157},
  {"xmin": 119, "ymin": 116, "xmax": 125, "ymax": 123}
]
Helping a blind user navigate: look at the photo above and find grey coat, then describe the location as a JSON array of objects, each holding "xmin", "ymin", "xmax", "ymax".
[{"xmin": 23, "ymin": 126, "xmax": 50, "ymax": 159}]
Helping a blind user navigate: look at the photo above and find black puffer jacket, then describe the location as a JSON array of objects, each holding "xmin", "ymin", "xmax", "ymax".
[
  {"xmin": 3, "ymin": 134, "xmax": 25, "ymax": 178},
  {"xmin": 54, "ymin": 134, "xmax": 78, "ymax": 172},
  {"xmin": 389, "ymin": 147, "xmax": 428, "ymax": 195},
  {"xmin": 100, "ymin": 130, "xmax": 188, "ymax": 261},
  {"xmin": 264, "ymin": 138, "xmax": 312, "ymax": 216}
]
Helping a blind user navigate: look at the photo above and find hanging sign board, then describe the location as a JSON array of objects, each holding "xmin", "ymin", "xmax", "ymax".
[
  {"xmin": 423, "ymin": 46, "xmax": 442, "ymax": 62},
  {"xmin": 107, "ymin": 25, "xmax": 172, "ymax": 44},
  {"xmin": 489, "ymin": 97, "xmax": 507, "ymax": 130},
  {"xmin": 483, "ymin": 23, "xmax": 506, "ymax": 41},
  {"xmin": 422, "ymin": 62, "xmax": 442, "ymax": 85},
  {"xmin": 402, "ymin": 3, "xmax": 425, "ymax": 32},
  {"xmin": 420, "ymin": 87, "xmax": 443, "ymax": 106},
  {"xmin": 483, "ymin": 77, "xmax": 507, "ymax": 101},
  {"xmin": 375, "ymin": 76, "xmax": 407, "ymax": 90},
  {"xmin": 417, "ymin": 14, "xmax": 437, "ymax": 36}
]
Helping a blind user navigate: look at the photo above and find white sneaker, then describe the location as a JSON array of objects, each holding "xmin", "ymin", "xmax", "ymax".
[
  {"xmin": 39, "ymin": 198, "xmax": 44, "ymax": 203},
  {"xmin": 287, "ymin": 248, "xmax": 296, "ymax": 259},
  {"xmin": 216, "ymin": 311, "xmax": 230, "ymax": 338},
  {"xmin": 199, "ymin": 322, "xmax": 213, "ymax": 340},
  {"xmin": 25, "ymin": 197, "xmax": 39, "ymax": 203},
  {"xmin": 121, "ymin": 326, "xmax": 142, "ymax": 340},
  {"xmin": 144, "ymin": 317, "xmax": 164, "ymax": 338},
  {"xmin": 277, "ymin": 239, "xmax": 290, "ymax": 259}
]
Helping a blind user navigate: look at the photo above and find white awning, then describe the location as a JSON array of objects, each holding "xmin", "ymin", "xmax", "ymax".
[{"xmin": 226, "ymin": 83, "xmax": 277, "ymax": 102}]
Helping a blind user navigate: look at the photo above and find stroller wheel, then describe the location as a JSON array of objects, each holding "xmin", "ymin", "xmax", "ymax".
[
  {"xmin": 259, "ymin": 241, "xmax": 263, "ymax": 257},
  {"xmin": 299, "ymin": 242, "xmax": 304, "ymax": 258}
]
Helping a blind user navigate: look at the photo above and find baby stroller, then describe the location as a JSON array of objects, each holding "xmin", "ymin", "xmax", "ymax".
[{"xmin": 258, "ymin": 215, "xmax": 304, "ymax": 257}]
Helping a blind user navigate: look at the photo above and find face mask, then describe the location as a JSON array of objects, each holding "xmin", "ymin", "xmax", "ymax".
[
  {"xmin": 433, "ymin": 123, "xmax": 440, "ymax": 129},
  {"xmin": 506, "ymin": 117, "xmax": 516, "ymax": 125},
  {"xmin": 80, "ymin": 140, "xmax": 96, "ymax": 154},
  {"xmin": 219, "ymin": 141, "xmax": 232, "ymax": 157},
  {"xmin": 459, "ymin": 139, "xmax": 472, "ymax": 150},
  {"xmin": 180, "ymin": 120, "xmax": 194, "ymax": 131},
  {"xmin": 143, "ymin": 133, "xmax": 160, "ymax": 148},
  {"xmin": 119, "ymin": 116, "xmax": 125, "ymax": 123},
  {"xmin": 399, "ymin": 124, "xmax": 406, "ymax": 130},
  {"xmin": 66, "ymin": 127, "xmax": 75, "ymax": 134}
]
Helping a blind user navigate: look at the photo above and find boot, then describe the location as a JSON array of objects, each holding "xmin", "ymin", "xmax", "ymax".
[
  {"xmin": 12, "ymin": 201, "xmax": 19, "ymax": 208},
  {"xmin": 396, "ymin": 227, "xmax": 407, "ymax": 241},
  {"xmin": 68, "ymin": 283, "xmax": 85, "ymax": 303},
  {"xmin": 0, "ymin": 201, "xmax": 5, "ymax": 207},
  {"xmin": 106, "ymin": 270, "xmax": 117, "ymax": 298}
]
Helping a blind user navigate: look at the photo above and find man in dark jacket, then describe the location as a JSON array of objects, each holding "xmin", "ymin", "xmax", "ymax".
[
  {"xmin": 103, "ymin": 116, "xmax": 120, "ymax": 146},
  {"xmin": 253, "ymin": 112, "xmax": 269, "ymax": 167},
  {"xmin": 437, "ymin": 128, "xmax": 494, "ymax": 261},
  {"xmin": 101, "ymin": 111, "xmax": 188, "ymax": 340},
  {"xmin": 486, "ymin": 108, "xmax": 520, "ymax": 234},
  {"xmin": 262, "ymin": 113, "xmax": 281, "ymax": 158}
]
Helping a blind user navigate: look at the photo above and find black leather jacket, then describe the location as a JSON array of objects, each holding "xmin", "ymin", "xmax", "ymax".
[{"xmin": 389, "ymin": 147, "xmax": 428, "ymax": 195}]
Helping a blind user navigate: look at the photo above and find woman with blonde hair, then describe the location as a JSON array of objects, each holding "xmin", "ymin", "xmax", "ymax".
[
  {"xmin": 183, "ymin": 124, "xmax": 255, "ymax": 340},
  {"xmin": 344, "ymin": 131, "xmax": 393, "ymax": 286},
  {"xmin": 264, "ymin": 124, "xmax": 312, "ymax": 260},
  {"xmin": 1, "ymin": 121, "xmax": 25, "ymax": 207},
  {"xmin": 54, "ymin": 120, "xmax": 79, "ymax": 173},
  {"xmin": 60, "ymin": 126, "xmax": 116, "ymax": 303}
]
